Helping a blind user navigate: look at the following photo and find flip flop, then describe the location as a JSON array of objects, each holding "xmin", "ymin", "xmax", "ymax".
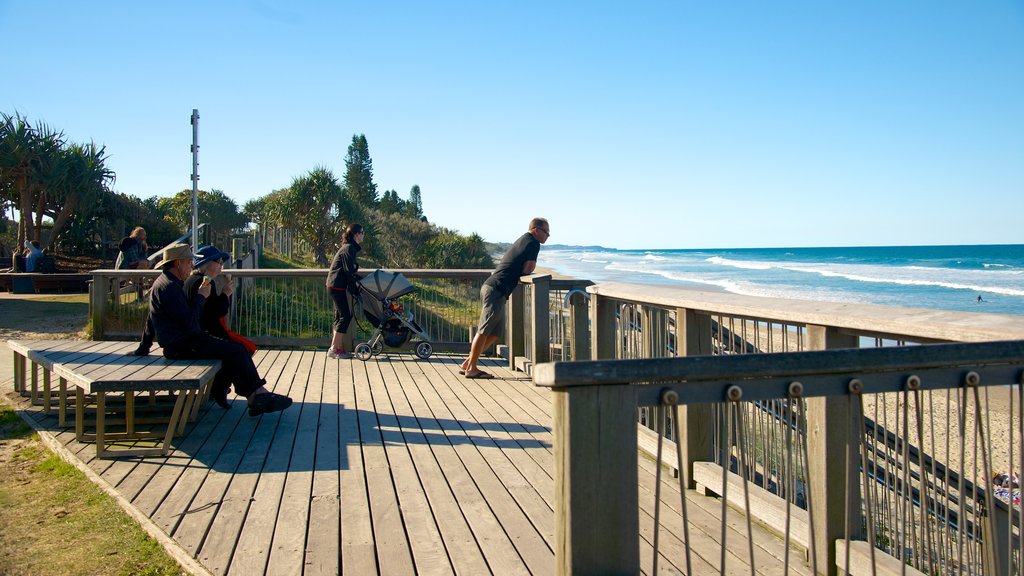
[{"xmin": 464, "ymin": 371, "xmax": 494, "ymax": 379}]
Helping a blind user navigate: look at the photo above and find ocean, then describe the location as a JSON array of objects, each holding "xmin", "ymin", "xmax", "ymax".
[{"xmin": 540, "ymin": 244, "xmax": 1024, "ymax": 316}]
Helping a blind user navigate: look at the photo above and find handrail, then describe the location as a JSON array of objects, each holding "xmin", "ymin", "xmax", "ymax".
[
  {"xmin": 534, "ymin": 340, "xmax": 1024, "ymax": 391},
  {"xmin": 537, "ymin": 340, "xmax": 1024, "ymax": 575},
  {"xmin": 588, "ymin": 281, "xmax": 1024, "ymax": 343}
]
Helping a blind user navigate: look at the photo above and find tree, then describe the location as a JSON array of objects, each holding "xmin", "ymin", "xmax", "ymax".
[
  {"xmin": 0, "ymin": 112, "xmax": 115, "ymax": 252},
  {"xmin": 41, "ymin": 142, "xmax": 115, "ymax": 250},
  {"xmin": 0, "ymin": 112, "xmax": 64, "ymax": 248},
  {"xmin": 369, "ymin": 211, "xmax": 434, "ymax": 268},
  {"xmin": 274, "ymin": 166, "xmax": 347, "ymax": 266},
  {"xmin": 342, "ymin": 134, "xmax": 378, "ymax": 207},
  {"xmin": 404, "ymin": 184, "xmax": 424, "ymax": 220},
  {"xmin": 378, "ymin": 189, "xmax": 403, "ymax": 215},
  {"xmin": 418, "ymin": 229, "xmax": 493, "ymax": 269},
  {"xmin": 156, "ymin": 188, "xmax": 248, "ymax": 242}
]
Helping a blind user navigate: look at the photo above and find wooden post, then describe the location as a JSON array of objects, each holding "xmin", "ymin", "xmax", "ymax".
[
  {"xmin": 678, "ymin": 308, "xmax": 715, "ymax": 488},
  {"xmin": 531, "ymin": 275, "xmax": 551, "ymax": 365},
  {"xmin": 983, "ymin": 502, "xmax": 1011, "ymax": 576},
  {"xmin": 553, "ymin": 383, "xmax": 639, "ymax": 575},
  {"xmin": 806, "ymin": 324, "xmax": 862, "ymax": 576},
  {"xmin": 90, "ymin": 274, "xmax": 107, "ymax": 340},
  {"xmin": 570, "ymin": 291, "xmax": 590, "ymax": 361},
  {"xmin": 508, "ymin": 284, "xmax": 525, "ymax": 369},
  {"xmin": 590, "ymin": 293, "xmax": 617, "ymax": 360}
]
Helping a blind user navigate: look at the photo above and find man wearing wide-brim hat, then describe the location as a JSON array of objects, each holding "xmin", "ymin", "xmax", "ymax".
[{"xmin": 148, "ymin": 242, "xmax": 292, "ymax": 416}]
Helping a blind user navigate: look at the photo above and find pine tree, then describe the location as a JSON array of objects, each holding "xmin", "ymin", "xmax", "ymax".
[
  {"xmin": 342, "ymin": 134, "xmax": 378, "ymax": 207},
  {"xmin": 404, "ymin": 184, "xmax": 424, "ymax": 220}
]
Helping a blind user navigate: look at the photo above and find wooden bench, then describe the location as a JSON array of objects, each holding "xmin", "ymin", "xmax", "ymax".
[{"xmin": 9, "ymin": 339, "xmax": 220, "ymax": 458}]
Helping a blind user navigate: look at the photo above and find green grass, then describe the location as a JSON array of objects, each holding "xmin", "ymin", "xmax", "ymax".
[{"xmin": 0, "ymin": 403, "xmax": 186, "ymax": 575}]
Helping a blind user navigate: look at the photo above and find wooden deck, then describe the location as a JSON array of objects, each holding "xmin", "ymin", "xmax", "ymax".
[{"xmin": 3, "ymin": 344, "xmax": 811, "ymax": 576}]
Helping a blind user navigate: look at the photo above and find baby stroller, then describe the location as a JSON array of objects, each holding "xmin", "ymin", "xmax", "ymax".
[{"xmin": 353, "ymin": 269, "xmax": 433, "ymax": 361}]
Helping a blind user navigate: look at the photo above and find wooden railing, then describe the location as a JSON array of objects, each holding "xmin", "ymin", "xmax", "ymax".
[
  {"xmin": 89, "ymin": 268, "xmax": 492, "ymax": 349},
  {"xmin": 530, "ymin": 281, "xmax": 1024, "ymax": 575}
]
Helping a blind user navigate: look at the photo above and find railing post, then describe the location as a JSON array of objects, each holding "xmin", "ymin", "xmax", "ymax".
[
  {"xmin": 806, "ymin": 325, "xmax": 862, "ymax": 576},
  {"xmin": 90, "ymin": 273, "xmax": 107, "ymax": 340},
  {"xmin": 508, "ymin": 283, "xmax": 526, "ymax": 369},
  {"xmin": 553, "ymin": 383, "xmax": 639, "ymax": 575},
  {"xmin": 678, "ymin": 308, "xmax": 715, "ymax": 488},
  {"xmin": 983, "ymin": 502, "xmax": 1011, "ymax": 576},
  {"xmin": 590, "ymin": 293, "xmax": 616, "ymax": 360},
  {"xmin": 570, "ymin": 290, "xmax": 590, "ymax": 361},
  {"xmin": 531, "ymin": 275, "xmax": 551, "ymax": 365}
]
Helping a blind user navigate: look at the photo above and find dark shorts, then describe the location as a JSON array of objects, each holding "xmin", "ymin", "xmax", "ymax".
[{"xmin": 476, "ymin": 284, "xmax": 506, "ymax": 337}]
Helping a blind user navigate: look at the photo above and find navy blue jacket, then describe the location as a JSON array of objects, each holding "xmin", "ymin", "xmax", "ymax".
[{"xmin": 149, "ymin": 268, "xmax": 206, "ymax": 348}]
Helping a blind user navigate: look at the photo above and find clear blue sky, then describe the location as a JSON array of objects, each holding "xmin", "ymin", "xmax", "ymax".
[{"xmin": 3, "ymin": 1, "xmax": 1022, "ymax": 250}]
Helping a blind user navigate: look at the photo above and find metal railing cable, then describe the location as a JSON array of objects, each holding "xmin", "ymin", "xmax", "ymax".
[
  {"xmin": 652, "ymin": 403, "xmax": 664, "ymax": 575},
  {"xmin": 667, "ymin": 391, "xmax": 694, "ymax": 575}
]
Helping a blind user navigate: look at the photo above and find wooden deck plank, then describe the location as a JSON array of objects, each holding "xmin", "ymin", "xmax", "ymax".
[
  {"xmin": 368, "ymin": 358, "xmax": 453, "ymax": 576},
  {"xmin": 385, "ymin": 358, "xmax": 493, "ymax": 576},
  {"xmin": 409, "ymin": 359, "xmax": 552, "ymax": 575},
  {"xmin": 168, "ymin": 350, "xmax": 280, "ymax": 558},
  {"xmin": 304, "ymin": 350, "xmax": 342, "ymax": 576},
  {"xmin": 265, "ymin": 350, "xmax": 325, "ymax": 576},
  {"xmin": 336, "ymin": 355, "xmax": 379, "ymax": 576},
  {"xmin": 229, "ymin": 349, "xmax": 310, "ymax": 575},
  {"xmin": 198, "ymin": 350, "xmax": 291, "ymax": 575},
  {"xmin": 352, "ymin": 358, "xmax": 417, "ymax": 576},
  {"xmin": 397, "ymin": 357, "xmax": 531, "ymax": 576},
  {"xmin": 427, "ymin": 361, "xmax": 556, "ymax": 545}
]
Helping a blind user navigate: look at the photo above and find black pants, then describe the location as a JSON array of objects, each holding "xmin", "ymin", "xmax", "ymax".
[
  {"xmin": 330, "ymin": 288, "xmax": 353, "ymax": 334},
  {"xmin": 164, "ymin": 333, "xmax": 264, "ymax": 397}
]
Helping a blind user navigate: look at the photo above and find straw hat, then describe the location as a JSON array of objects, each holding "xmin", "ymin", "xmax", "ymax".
[{"xmin": 153, "ymin": 243, "xmax": 194, "ymax": 269}]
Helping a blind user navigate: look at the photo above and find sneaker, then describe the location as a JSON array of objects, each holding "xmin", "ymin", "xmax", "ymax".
[
  {"xmin": 248, "ymin": 392, "xmax": 293, "ymax": 416},
  {"xmin": 328, "ymin": 348, "xmax": 352, "ymax": 359}
]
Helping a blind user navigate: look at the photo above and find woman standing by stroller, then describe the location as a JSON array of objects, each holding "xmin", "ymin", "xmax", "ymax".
[{"xmin": 325, "ymin": 223, "xmax": 364, "ymax": 359}]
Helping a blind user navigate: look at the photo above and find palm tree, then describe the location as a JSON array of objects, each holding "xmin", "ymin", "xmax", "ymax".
[
  {"xmin": 43, "ymin": 142, "xmax": 115, "ymax": 251},
  {"xmin": 0, "ymin": 112, "xmax": 65, "ymax": 247}
]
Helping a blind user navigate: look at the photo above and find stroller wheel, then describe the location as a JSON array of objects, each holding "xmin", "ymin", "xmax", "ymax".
[
  {"xmin": 371, "ymin": 340, "xmax": 384, "ymax": 356},
  {"xmin": 354, "ymin": 343, "xmax": 373, "ymax": 361},
  {"xmin": 414, "ymin": 341, "xmax": 433, "ymax": 360}
]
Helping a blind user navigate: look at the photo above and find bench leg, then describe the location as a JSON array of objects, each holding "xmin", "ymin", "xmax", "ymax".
[
  {"xmin": 163, "ymin": 392, "xmax": 189, "ymax": 454},
  {"xmin": 95, "ymin": 392, "xmax": 106, "ymax": 458},
  {"xmin": 30, "ymin": 361, "xmax": 38, "ymax": 402},
  {"xmin": 75, "ymin": 388, "xmax": 85, "ymax": 441},
  {"xmin": 42, "ymin": 370, "xmax": 51, "ymax": 413},
  {"xmin": 125, "ymin": 391, "xmax": 135, "ymax": 436},
  {"xmin": 13, "ymin": 352, "xmax": 24, "ymax": 393},
  {"xmin": 58, "ymin": 377, "xmax": 68, "ymax": 427},
  {"xmin": 180, "ymin": 390, "xmax": 197, "ymax": 434}
]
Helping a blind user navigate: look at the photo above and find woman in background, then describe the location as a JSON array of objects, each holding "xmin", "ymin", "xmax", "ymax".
[
  {"xmin": 116, "ymin": 226, "xmax": 151, "ymax": 269},
  {"xmin": 325, "ymin": 223, "xmax": 364, "ymax": 359}
]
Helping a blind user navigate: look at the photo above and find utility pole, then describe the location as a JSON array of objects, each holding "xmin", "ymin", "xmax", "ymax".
[{"xmin": 190, "ymin": 109, "xmax": 200, "ymax": 252}]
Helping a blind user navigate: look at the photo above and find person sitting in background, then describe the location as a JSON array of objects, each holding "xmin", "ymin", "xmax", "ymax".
[
  {"xmin": 23, "ymin": 240, "xmax": 43, "ymax": 272},
  {"xmin": 146, "ymin": 243, "xmax": 291, "ymax": 417},
  {"xmin": 116, "ymin": 226, "xmax": 152, "ymax": 269}
]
